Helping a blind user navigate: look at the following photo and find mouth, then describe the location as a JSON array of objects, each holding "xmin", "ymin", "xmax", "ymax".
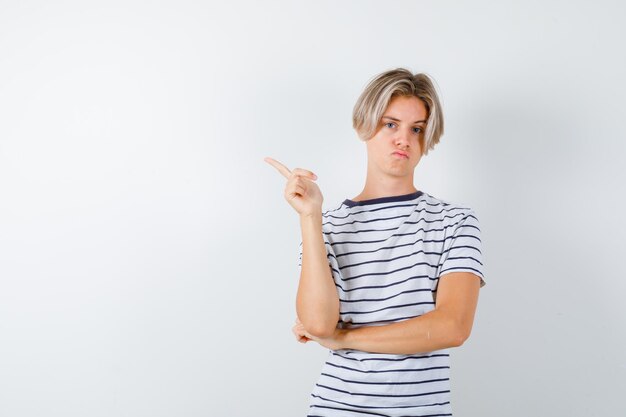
[{"xmin": 392, "ymin": 151, "xmax": 409, "ymax": 159}]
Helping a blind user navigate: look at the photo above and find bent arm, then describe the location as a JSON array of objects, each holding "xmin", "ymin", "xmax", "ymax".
[
  {"xmin": 338, "ymin": 272, "xmax": 481, "ymax": 354},
  {"xmin": 296, "ymin": 213, "xmax": 340, "ymax": 338}
]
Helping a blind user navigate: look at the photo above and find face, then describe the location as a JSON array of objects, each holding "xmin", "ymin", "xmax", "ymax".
[{"xmin": 366, "ymin": 95, "xmax": 428, "ymax": 179}]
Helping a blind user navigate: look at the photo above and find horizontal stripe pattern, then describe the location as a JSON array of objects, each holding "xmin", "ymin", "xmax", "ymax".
[{"xmin": 298, "ymin": 191, "xmax": 485, "ymax": 416}]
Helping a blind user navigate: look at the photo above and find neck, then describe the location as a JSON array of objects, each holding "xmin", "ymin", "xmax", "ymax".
[{"xmin": 352, "ymin": 177, "xmax": 417, "ymax": 202}]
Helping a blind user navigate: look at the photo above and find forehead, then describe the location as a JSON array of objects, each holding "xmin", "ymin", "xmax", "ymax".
[{"xmin": 382, "ymin": 96, "xmax": 428, "ymax": 122}]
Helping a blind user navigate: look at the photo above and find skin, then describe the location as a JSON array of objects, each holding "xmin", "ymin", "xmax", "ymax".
[
  {"xmin": 351, "ymin": 95, "xmax": 428, "ymax": 201},
  {"xmin": 263, "ymin": 157, "xmax": 340, "ymax": 337},
  {"xmin": 266, "ymin": 95, "xmax": 482, "ymax": 355},
  {"xmin": 262, "ymin": 157, "xmax": 320, "ymax": 217}
]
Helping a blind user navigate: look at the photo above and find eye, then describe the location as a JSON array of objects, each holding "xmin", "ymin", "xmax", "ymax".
[
  {"xmin": 385, "ymin": 122, "xmax": 396, "ymax": 129},
  {"xmin": 413, "ymin": 127, "xmax": 423, "ymax": 134}
]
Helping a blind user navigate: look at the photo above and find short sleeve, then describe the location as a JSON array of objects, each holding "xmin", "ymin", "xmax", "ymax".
[{"xmin": 438, "ymin": 209, "xmax": 486, "ymax": 287}]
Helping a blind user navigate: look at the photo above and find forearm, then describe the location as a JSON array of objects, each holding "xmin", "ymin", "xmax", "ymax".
[
  {"xmin": 296, "ymin": 213, "xmax": 339, "ymax": 338},
  {"xmin": 340, "ymin": 308, "xmax": 465, "ymax": 355}
]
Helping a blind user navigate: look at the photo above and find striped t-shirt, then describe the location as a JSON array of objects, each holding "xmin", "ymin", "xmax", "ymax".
[{"xmin": 297, "ymin": 190, "xmax": 485, "ymax": 417}]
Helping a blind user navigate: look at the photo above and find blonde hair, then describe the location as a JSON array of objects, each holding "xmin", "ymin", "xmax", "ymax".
[{"xmin": 352, "ymin": 68, "xmax": 444, "ymax": 156}]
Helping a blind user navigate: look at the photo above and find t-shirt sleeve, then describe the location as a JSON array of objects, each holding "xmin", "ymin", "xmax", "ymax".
[{"xmin": 438, "ymin": 208, "xmax": 486, "ymax": 287}]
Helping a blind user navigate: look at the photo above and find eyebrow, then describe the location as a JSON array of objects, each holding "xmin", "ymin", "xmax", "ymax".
[{"xmin": 382, "ymin": 116, "xmax": 426, "ymax": 124}]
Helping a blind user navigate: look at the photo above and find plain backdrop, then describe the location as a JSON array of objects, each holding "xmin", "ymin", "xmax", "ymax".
[{"xmin": 1, "ymin": 1, "xmax": 625, "ymax": 416}]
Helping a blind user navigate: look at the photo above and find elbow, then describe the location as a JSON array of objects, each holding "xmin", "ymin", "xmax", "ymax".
[
  {"xmin": 298, "ymin": 314, "xmax": 338, "ymax": 339},
  {"xmin": 434, "ymin": 310, "xmax": 475, "ymax": 348},
  {"xmin": 306, "ymin": 321, "xmax": 338, "ymax": 339},
  {"xmin": 296, "ymin": 300, "xmax": 340, "ymax": 339},
  {"xmin": 450, "ymin": 325, "xmax": 472, "ymax": 347},
  {"xmin": 309, "ymin": 328, "xmax": 336, "ymax": 339}
]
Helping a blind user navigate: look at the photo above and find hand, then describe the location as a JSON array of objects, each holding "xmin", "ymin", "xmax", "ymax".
[
  {"xmin": 264, "ymin": 156, "xmax": 323, "ymax": 217},
  {"xmin": 292, "ymin": 317, "xmax": 347, "ymax": 351},
  {"xmin": 292, "ymin": 317, "xmax": 312, "ymax": 344}
]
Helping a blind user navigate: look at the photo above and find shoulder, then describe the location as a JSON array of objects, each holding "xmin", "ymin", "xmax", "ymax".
[
  {"xmin": 321, "ymin": 200, "xmax": 348, "ymax": 233},
  {"xmin": 421, "ymin": 192, "xmax": 477, "ymax": 221},
  {"xmin": 322, "ymin": 200, "xmax": 346, "ymax": 217}
]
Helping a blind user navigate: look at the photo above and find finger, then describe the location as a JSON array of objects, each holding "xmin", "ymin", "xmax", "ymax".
[
  {"xmin": 294, "ymin": 184, "xmax": 306, "ymax": 196},
  {"xmin": 291, "ymin": 167, "xmax": 317, "ymax": 180},
  {"xmin": 285, "ymin": 183, "xmax": 306, "ymax": 201},
  {"xmin": 293, "ymin": 328, "xmax": 303, "ymax": 341},
  {"xmin": 290, "ymin": 175, "xmax": 307, "ymax": 190},
  {"xmin": 294, "ymin": 330, "xmax": 309, "ymax": 343},
  {"xmin": 264, "ymin": 157, "xmax": 292, "ymax": 179},
  {"xmin": 295, "ymin": 325, "xmax": 311, "ymax": 341}
]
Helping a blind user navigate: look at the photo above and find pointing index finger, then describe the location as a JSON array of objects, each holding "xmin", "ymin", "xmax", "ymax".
[{"xmin": 264, "ymin": 156, "xmax": 292, "ymax": 179}]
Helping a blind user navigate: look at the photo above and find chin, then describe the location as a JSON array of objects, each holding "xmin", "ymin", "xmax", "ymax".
[{"xmin": 386, "ymin": 168, "xmax": 412, "ymax": 177}]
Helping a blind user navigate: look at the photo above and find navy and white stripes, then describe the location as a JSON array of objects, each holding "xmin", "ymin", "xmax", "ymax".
[{"xmin": 297, "ymin": 190, "xmax": 485, "ymax": 417}]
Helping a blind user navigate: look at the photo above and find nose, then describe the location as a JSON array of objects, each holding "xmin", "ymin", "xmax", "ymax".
[{"xmin": 394, "ymin": 127, "xmax": 411, "ymax": 148}]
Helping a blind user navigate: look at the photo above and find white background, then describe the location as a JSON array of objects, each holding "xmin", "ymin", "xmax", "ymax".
[{"xmin": 1, "ymin": 1, "xmax": 625, "ymax": 416}]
